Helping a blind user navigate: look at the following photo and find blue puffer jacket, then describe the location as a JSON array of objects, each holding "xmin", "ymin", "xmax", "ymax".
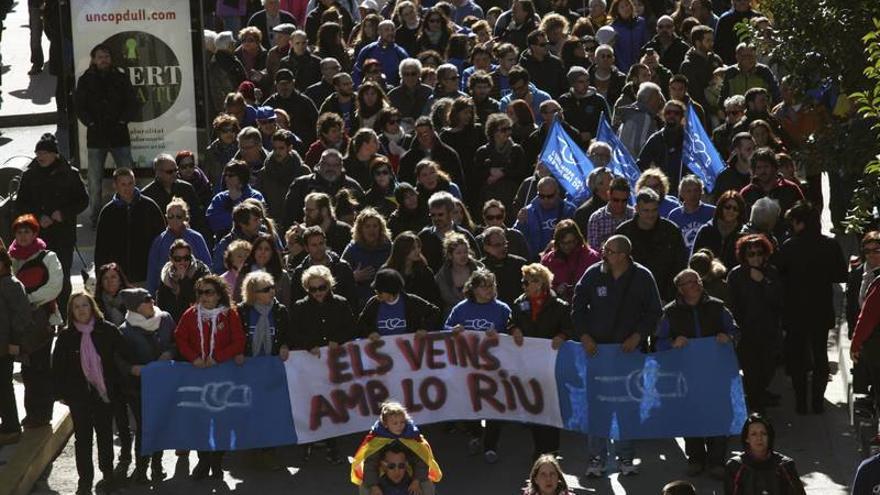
[
  {"xmin": 611, "ymin": 17, "xmax": 649, "ymax": 72},
  {"xmin": 205, "ymin": 185, "xmax": 265, "ymax": 235}
]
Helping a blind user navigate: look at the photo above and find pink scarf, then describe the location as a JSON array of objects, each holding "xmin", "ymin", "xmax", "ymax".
[{"xmin": 74, "ymin": 318, "xmax": 110, "ymax": 403}]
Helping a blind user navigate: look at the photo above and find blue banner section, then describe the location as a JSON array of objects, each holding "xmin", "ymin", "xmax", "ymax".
[
  {"xmin": 596, "ymin": 113, "xmax": 641, "ymax": 202},
  {"xmin": 539, "ymin": 118, "xmax": 593, "ymax": 204},
  {"xmin": 141, "ymin": 357, "xmax": 297, "ymax": 454},
  {"xmin": 682, "ymin": 104, "xmax": 726, "ymax": 194},
  {"xmin": 556, "ymin": 337, "xmax": 747, "ymax": 440}
]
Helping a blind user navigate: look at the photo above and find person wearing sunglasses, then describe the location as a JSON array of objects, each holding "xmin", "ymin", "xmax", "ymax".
[
  {"xmin": 175, "ymin": 150, "xmax": 213, "ymax": 212},
  {"xmin": 364, "ymin": 156, "xmax": 399, "ymax": 217},
  {"xmin": 204, "ymin": 114, "xmax": 242, "ymax": 191},
  {"xmin": 514, "ymin": 177, "xmax": 577, "ymax": 260},
  {"xmin": 519, "ymin": 30, "xmax": 567, "ymax": 98},
  {"xmin": 175, "ymin": 275, "xmax": 245, "ymax": 479},
  {"xmin": 636, "ymin": 100, "xmax": 690, "ymax": 195},
  {"xmin": 692, "ymin": 190, "xmax": 747, "ymax": 270},
  {"xmin": 370, "ymin": 445, "xmax": 422, "ymax": 495},
  {"xmin": 157, "ymin": 239, "xmax": 211, "ymax": 323},
  {"xmin": 146, "ymin": 199, "xmax": 212, "ymax": 296},
  {"xmin": 117, "ymin": 288, "xmax": 176, "ymax": 484},
  {"xmin": 776, "ymin": 201, "xmax": 846, "ymax": 415},
  {"xmin": 474, "ymin": 113, "xmax": 530, "ymax": 217},
  {"xmin": 727, "ymin": 233, "xmax": 782, "ymax": 415},
  {"xmin": 476, "ymin": 200, "xmax": 530, "ymax": 260},
  {"xmin": 289, "ymin": 265, "xmax": 356, "ymax": 464}
]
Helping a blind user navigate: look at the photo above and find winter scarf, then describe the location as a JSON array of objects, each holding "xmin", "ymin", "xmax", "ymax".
[
  {"xmin": 125, "ymin": 309, "xmax": 164, "ymax": 332},
  {"xmin": 251, "ymin": 302, "xmax": 274, "ymax": 356},
  {"xmin": 8, "ymin": 237, "xmax": 47, "ymax": 261},
  {"xmin": 196, "ymin": 304, "xmax": 227, "ymax": 360},
  {"xmin": 73, "ymin": 318, "xmax": 110, "ymax": 403}
]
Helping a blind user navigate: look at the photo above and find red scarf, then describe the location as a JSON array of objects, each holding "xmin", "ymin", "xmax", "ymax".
[
  {"xmin": 8, "ymin": 237, "xmax": 47, "ymax": 261},
  {"xmin": 528, "ymin": 292, "xmax": 548, "ymax": 321}
]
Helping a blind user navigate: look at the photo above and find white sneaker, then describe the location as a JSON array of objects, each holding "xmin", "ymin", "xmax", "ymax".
[
  {"xmin": 585, "ymin": 457, "xmax": 605, "ymax": 478},
  {"xmin": 619, "ymin": 458, "xmax": 639, "ymax": 476}
]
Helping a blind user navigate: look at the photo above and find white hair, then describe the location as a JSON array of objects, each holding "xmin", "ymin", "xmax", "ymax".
[
  {"xmin": 399, "ymin": 58, "xmax": 422, "ymax": 78},
  {"xmin": 204, "ymin": 30, "xmax": 218, "ymax": 53},
  {"xmin": 636, "ymin": 82, "xmax": 662, "ymax": 105},
  {"xmin": 750, "ymin": 197, "xmax": 781, "ymax": 230},
  {"xmin": 214, "ymin": 31, "xmax": 236, "ymax": 52}
]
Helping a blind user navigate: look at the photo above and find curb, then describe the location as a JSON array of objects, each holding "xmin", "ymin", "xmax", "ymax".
[
  {"xmin": 0, "ymin": 113, "xmax": 57, "ymax": 129},
  {"xmin": 0, "ymin": 409, "xmax": 73, "ymax": 495}
]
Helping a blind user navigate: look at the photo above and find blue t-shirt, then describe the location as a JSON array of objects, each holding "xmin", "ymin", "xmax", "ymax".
[
  {"xmin": 659, "ymin": 195, "xmax": 681, "ymax": 218},
  {"xmin": 667, "ymin": 203, "xmax": 716, "ymax": 251},
  {"xmin": 376, "ymin": 296, "xmax": 408, "ymax": 336},
  {"xmin": 445, "ymin": 299, "xmax": 511, "ymax": 332}
]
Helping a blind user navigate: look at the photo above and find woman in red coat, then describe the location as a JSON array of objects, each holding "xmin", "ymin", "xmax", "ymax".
[
  {"xmin": 174, "ymin": 274, "xmax": 245, "ymax": 480},
  {"xmin": 540, "ymin": 220, "xmax": 601, "ymax": 302}
]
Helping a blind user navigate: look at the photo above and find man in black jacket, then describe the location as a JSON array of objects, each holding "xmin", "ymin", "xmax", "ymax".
[
  {"xmin": 141, "ymin": 154, "xmax": 207, "ymax": 240},
  {"xmin": 15, "ymin": 133, "xmax": 88, "ymax": 311},
  {"xmin": 656, "ymin": 268, "xmax": 736, "ymax": 478},
  {"xmin": 94, "ymin": 168, "xmax": 166, "ymax": 284},
  {"xmin": 291, "ymin": 226, "xmax": 358, "ymax": 309},
  {"xmin": 679, "ymin": 25, "xmax": 724, "ymax": 111},
  {"xmin": 262, "ymin": 68, "xmax": 318, "ymax": 150},
  {"xmin": 615, "ymin": 188, "xmax": 688, "ymax": 303},
  {"xmin": 284, "ymin": 149, "xmax": 364, "ymax": 227},
  {"xmin": 557, "ymin": 66, "xmax": 611, "ymax": 143},
  {"xmin": 398, "ymin": 117, "xmax": 465, "ymax": 189},
  {"xmin": 279, "ymin": 30, "xmax": 322, "ymax": 92},
  {"xmin": 74, "ymin": 44, "xmax": 139, "ymax": 227},
  {"xmin": 247, "ymin": 0, "xmax": 297, "ymax": 50},
  {"xmin": 519, "ymin": 29, "xmax": 567, "ymax": 98},
  {"xmin": 641, "ymin": 15, "xmax": 689, "ymax": 74},
  {"xmin": 479, "ymin": 227, "xmax": 527, "ymax": 308}
]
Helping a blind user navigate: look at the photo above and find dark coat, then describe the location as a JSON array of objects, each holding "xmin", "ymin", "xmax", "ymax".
[
  {"xmin": 206, "ymin": 52, "xmax": 247, "ymax": 120},
  {"xmin": 51, "ymin": 319, "xmax": 124, "ymax": 404},
  {"xmin": 279, "ymin": 50, "xmax": 323, "ymax": 92},
  {"xmin": 0, "ymin": 275, "xmax": 31, "ymax": 356},
  {"xmin": 237, "ymin": 300, "xmax": 292, "ymax": 356},
  {"xmin": 724, "ymin": 451, "xmax": 806, "ymax": 495},
  {"xmin": 155, "ymin": 260, "xmax": 211, "ymax": 323},
  {"xmin": 727, "ymin": 263, "xmax": 783, "ymax": 341},
  {"xmin": 692, "ymin": 218, "xmax": 743, "ymax": 270},
  {"xmin": 283, "ymin": 172, "xmax": 365, "ymax": 227},
  {"xmin": 141, "ymin": 179, "xmax": 207, "ymax": 235},
  {"xmin": 398, "ymin": 139, "xmax": 465, "ymax": 191},
  {"xmin": 472, "ymin": 142, "xmax": 530, "ymax": 210},
  {"xmin": 74, "ymin": 65, "xmax": 138, "ymax": 149},
  {"xmin": 616, "ymin": 217, "xmax": 688, "ymax": 302},
  {"xmin": 263, "ymin": 90, "xmax": 319, "ymax": 146},
  {"xmin": 356, "ymin": 292, "xmax": 441, "ymax": 336},
  {"xmin": 480, "ymin": 254, "xmax": 527, "ymax": 308},
  {"xmin": 15, "ymin": 157, "xmax": 88, "ymax": 246},
  {"xmin": 657, "ymin": 294, "xmax": 735, "ymax": 349},
  {"xmin": 775, "ymin": 230, "xmax": 846, "ymax": 330},
  {"xmin": 290, "ymin": 252, "xmax": 359, "ymax": 311},
  {"xmin": 518, "ymin": 50, "xmax": 567, "ymax": 98},
  {"xmin": 247, "ymin": 9, "xmax": 297, "ymax": 50},
  {"xmin": 253, "ymin": 153, "xmax": 311, "ymax": 224},
  {"xmin": 94, "ymin": 191, "xmax": 166, "ymax": 283},
  {"xmin": 288, "ymin": 294, "xmax": 357, "ymax": 349},
  {"xmin": 417, "ymin": 225, "xmax": 480, "ymax": 273},
  {"xmin": 388, "ymin": 208, "xmax": 429, "ymax": 238},
  {"xmin": 509, "ymin": 292, "xmax": 572, "ymax": 339}
]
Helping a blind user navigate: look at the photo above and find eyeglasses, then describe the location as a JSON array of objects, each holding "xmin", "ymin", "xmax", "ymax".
[
  {"xmin": 255, "ymin": 285, "xmax": 276, "ymax": 293},
  {"xmin": 166, "ymin": 213, "xmax": 186, "ymax": 220},
  {"xmin": 484, "ymin": 214, "xmax": 504, "ymax": 221},
  {"xmin": 308, "ymin": 284, "xmax": 329, "ymax": 293},
  {"xmin": 198, "ymin": 289, "xmax": 217, "ymax": 296},
  {"xmin": 384, "ymin": 462, "xmax": 407, "ymax": 470},
  {"xmin": 171, "ymin": 255, "xmax": 191, "ymax": 262}
]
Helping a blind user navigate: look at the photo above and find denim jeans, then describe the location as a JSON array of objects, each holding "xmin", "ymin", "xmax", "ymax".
[
  {"xmin": 87, "ymin": 147, "xmax": 132, "ymax": 223},
  {"xmin": 587, "ymin": 436, "xmax": 635, "ymax": 462}
]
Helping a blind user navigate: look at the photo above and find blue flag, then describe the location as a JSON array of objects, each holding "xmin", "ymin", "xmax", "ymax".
[
  {"xmin": 596, "ymin": 113, "xmax": 640, "ymax": 199},
  {"xmin": 141, "ymin": 357, "xmax": 297, "ymax": 454},
  {"xmin": 539, "ymin": 118, "xmax": 593, "ymax": 204},
  {"xmin": 682, "ymin": 103, "xmax": 726, "ymax": 193}
]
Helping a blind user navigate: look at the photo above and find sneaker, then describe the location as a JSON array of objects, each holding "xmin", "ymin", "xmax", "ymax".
[
  {"xmin": 619, "ymin": 458, "xmax": 639, "ymax": 476},
  {"xmin": 585, "ymin": 457, "xmax": 605, "ymax": 478},
  {"xmin": 467, "ymin": 437, "xmax": 481, "ymax": 455},
  {"xmin": 483, "ymin": 449, "xmax": 498, "ymax": 464}
]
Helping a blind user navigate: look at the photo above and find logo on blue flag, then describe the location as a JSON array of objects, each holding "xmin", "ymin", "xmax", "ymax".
[
  {"xmin": 596, "ymin": 113, "xmax": 640, "ymax": 196},
  {"xmin": 682, "ymin": 104, "xmax": 726, "ymax": 193},
  {"xmin": 539, "ymin": 118, "xmax": 593, "ymax": 204}
]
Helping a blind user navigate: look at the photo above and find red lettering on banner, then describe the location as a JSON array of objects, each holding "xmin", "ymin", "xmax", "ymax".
[
  {"xmin": 348, "ymin": 343, "xmax": 376, "ymax": 378},
  {"xmin": 479, "ymin": 337, "xmax": 501, "ymax": 371},
  {"xmin": 365, "ymin": 380, "xmax": 390, "ymax": 414},
  {"xmin": 365, "ymin": 340, "xmax": 394, "ymax": 375},
  {"xmin": 328, "ymin": 346, "xmax": 352, "ymax": 384},
  {"xmin": 420, "ymin": 376, "xmax": 447, "ymax": 410},
  {"xmin": 443, "ymin": 334, "xmax": 458, "ymax": 366},
  {"xmin": 330, "ymin": 384, "xmax": 369, "ymax": 420},
  {"xmin": 309, "ymin": 394, "xmax": 344, "ymax": 430},
  {"xmin": 512, "ymin": 376, "xmax": 544, "ymax": 414},
  {"xmin": 467, "ymin": 373, "xmax": 505, "ymax": 412},
  {"xmin": 402, "ymin": 378, "xmax": 423, "ymax": 413},
  {"xmin": 425, "ymin": 334, "xmax": 447, "ymax": 369},
  {"xmin": 397, "ymin": 337, "xmax": 426, "ymax": 370},
  {"xmin": 457, "ymin": 333, "xmax": 481, "ymax": 368},
  {"xmin": 499, "ymin": 370, "xmax": 516, "ymax": 410}
]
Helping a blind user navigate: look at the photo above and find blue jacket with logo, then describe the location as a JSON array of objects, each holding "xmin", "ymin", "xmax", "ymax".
[{"xmin": 514, "ymin": 197, "xmax": 576, "ymax": 259}]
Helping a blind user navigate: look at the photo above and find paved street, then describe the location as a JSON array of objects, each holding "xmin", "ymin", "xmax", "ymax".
[{"xmin": 0, "ymin": 0, "xmax": 868, "ymax": 493}]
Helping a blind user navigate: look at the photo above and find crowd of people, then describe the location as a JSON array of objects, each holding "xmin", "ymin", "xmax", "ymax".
[{"xmin": 2, "ymin": 0, "xmax": 879, "ymax": 493}]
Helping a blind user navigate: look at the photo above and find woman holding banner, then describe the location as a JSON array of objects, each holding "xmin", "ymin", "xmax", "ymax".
[
  {"xmin": 174, "ymin": 275, "xmax": 245, "ymax": 480},
  {"xmin": 289, "ymin": 265, "xmax": 357, "ymax": 464},
  {"xmin": 509, "ymin": 263, "xmax": 572, "ymax": 461},
  {"xmin": 445, "ymin": 269, "xmax": 512, "ymax": 464}
]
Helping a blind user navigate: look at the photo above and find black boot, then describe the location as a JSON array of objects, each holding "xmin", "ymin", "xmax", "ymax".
[
  {"xmin": 812, "ymin": 373, "xmax": 827, "ymax": 414},
  {"xmin": 191, "ymin": 460, "xmax": 210, "ymax": 480},
  {"xmin": 131, "ymin": 457, "xmax": 149, "ymax": 484},
  {"xmin": 210, "ymin": 452, "xmax": 224, "ymax": 479},
  {"xmin": 792, "ymin": 374, "xmax": 808, "ymax": 415},
  {"xmin": 150, "ymin": 452, "xmax": 165, "ymax": 482},
  {"xmin": 76, "ymin": 479, "xmax": 93, "ymax": 495},
  {"xmin": 94, "ymin": 471, "xmax": 115, "ymax": 494}
]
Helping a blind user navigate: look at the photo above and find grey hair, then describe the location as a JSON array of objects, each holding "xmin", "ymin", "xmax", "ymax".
[
  {"xmin": 567, "ymin": 66, "xmax": 588, "ymax": 84},
  {"xmin": 301, "ymin": 264, "xmax": 336, "ymax": 291},
  {"xmin": 152, "ymin": 153, "xmax": 176, "ymax": 169},
  {"xmin": 204, "ymin": 30, "xmax": 218, "ymax": 53},
  {"xmin": 678, "ymin": 174, "xmax": 704, "ymax": 193},
  {"xmin": 319, "ymin": 148, "xmax": 344, "ymax": 165},
  {"xmin": 379, "ymin": 19, "xmax": 395, "ymax": 30},
  {"xmin": 724, "ymin": 94, "xmax": 746, "ymax": 110},
  {"xmin": 750, "ymin": 197, "xmax": 781, "ymax": 230},
  {"xmin": 436, "ymin": 63, "xmax": 459, "ymax": 80},
  {"xmin": 399, "ymin": 58, "xmax": 422, "ymax": 79},
  {"xmin": 595, "ymin": 44, "xmax": 614, "ymax": 57},
  {"xmin": 321, "ymin": 57, "xmax": 342, "ymax": 69},
  {"xmin": 214, "ymin": 31, "xmax": 236, "ymax": 52},
  {"xmin": 237, "ymin": 126, "xmax": 262, "ymax": 145},
  {"xmin": 636, "ymin": 82, "xmax": 662, "ymax": 105},
  {"xmin": 587, "ymin": 166, "xmax": 612, "ymax": 192},
  {"xmin": 673, "ymin": 268, "xmax": 702, "ymax": 288}
]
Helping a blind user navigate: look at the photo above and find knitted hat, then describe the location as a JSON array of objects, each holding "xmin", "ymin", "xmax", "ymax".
[
  {"xmin": 34, "ymin": 133, "xmax": 59, "ymax": 154},
  {"xmin": 11, "ymin": 214, "xmax": 40, "ymax": 235},
  {"xmin": 372, "ymin": 268, "xmax": 404, "ymax": 295},
  {"xmin": 120, "ymin": 288, "xmax": 152, "ymax": 312}
]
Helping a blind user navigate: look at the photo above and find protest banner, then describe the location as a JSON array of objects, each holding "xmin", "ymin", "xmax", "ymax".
[
  {"xmin": 140, "ymin": 333, "xmax": 747, "ymax": 453},
  {"xmin": 69, "ymin": 0, "xmax": 199, "ymax": 168}
]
